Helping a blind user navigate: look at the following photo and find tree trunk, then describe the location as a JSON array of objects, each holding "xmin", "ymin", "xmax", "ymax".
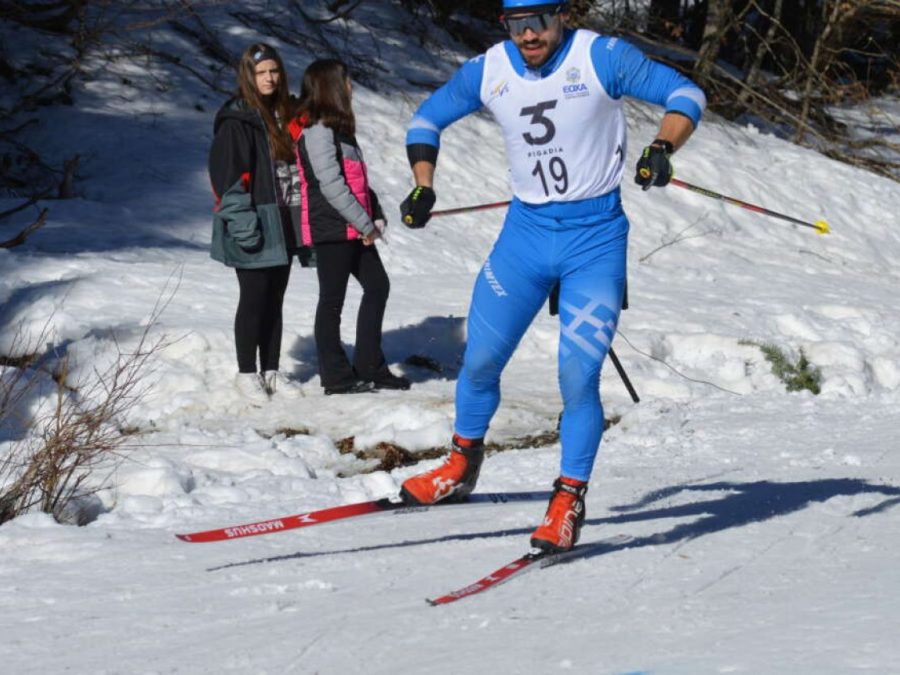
[
  {"xmin": 738, "ymin": 0, "xmax": 784, "ymax": 106},
  {"xmin": 794, "ymin": 0, "xmax": 844, "ymax": 142},
  {"xmin": 693, "ymin": 0, "xmax": 733, "ymax": 85},
  {"xmin": 648, "ymin": 0, "xmax": 681, "ymax": 38}
]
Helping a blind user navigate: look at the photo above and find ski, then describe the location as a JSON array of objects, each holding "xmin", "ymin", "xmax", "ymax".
[
  {"xmin": 175, "ymin": 491, "xmax": 551, "ymax": 543},
  {"xmin": 427, "ymin": 533, "xmax": 634, "ymax": 606}
]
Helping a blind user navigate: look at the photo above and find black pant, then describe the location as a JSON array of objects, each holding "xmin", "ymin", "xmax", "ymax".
[
  {"xmin": 314, "ymin": 240, "xmax": 390, "ymax": 387},
  {"xmin": 234, "ymin": 265, "xmax": 291, "ymax": 373}
]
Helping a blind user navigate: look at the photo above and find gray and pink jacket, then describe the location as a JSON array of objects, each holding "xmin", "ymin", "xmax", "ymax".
[{"xmin": 292, "ymin": 119, "xmax": 384, "ymax": 246}]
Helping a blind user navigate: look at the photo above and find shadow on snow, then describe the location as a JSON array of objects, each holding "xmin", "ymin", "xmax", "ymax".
[
  {"xmin": 573, "ymin": 477, "xmax": 900, "ymax": 563},
  {"xmin": 207, "ymin": 477, "xmax": 900, "ymax": 572},
  {"xmin": 287, "ymin": 314, "xmax": 466, "ymax": 385}
]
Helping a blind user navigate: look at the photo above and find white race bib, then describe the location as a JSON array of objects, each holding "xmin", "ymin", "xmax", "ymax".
[{"xmin": 480, "ymin": 30, "xmax": 627, "ymax": 203}]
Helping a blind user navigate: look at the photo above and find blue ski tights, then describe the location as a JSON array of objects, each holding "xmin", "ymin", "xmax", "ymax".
[{"xmin": 455, "ymin": 199, "xmax": 628, "ymax": 481}]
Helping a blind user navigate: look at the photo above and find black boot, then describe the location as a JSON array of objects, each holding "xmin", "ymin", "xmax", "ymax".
[
  {"xmin": 324, "ymin": 379, "xmax": 376, "ymax": 395},
  {"xmin": 370, "ymin": 370, "xmax": 410, "ymax": 390}
]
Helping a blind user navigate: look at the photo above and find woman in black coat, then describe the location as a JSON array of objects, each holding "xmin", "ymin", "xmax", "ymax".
[{"xmin": 208, "ymin": 43, "xmax": 305, "ymax": 404}]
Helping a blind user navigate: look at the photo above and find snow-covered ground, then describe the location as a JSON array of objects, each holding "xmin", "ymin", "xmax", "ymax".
[{"xmin": 2, "ymin": 2, "xmax": 899, "ymax": 673}]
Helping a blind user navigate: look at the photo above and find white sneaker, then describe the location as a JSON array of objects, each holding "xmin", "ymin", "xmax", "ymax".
[
  {"xmin": 262, "ymin": 370, "xmax": 304, "ymax": 399},
  {"xmin": 235, "ymin": 372, "xmax": 269, "ymax": 405}
]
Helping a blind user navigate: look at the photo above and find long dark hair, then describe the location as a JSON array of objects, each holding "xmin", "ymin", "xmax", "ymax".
[
  {"xmin": 298, "ymin": 59, "xmax": 355, "ymax": 136},
  {"xmin": 236, "ymin": 43, "xmax": 294, "ymax": 162}
]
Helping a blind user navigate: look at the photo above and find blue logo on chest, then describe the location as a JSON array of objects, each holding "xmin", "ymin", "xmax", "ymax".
[{"xmin": 563, "ymin": 83, "xmax": 589, "ymax": 98}]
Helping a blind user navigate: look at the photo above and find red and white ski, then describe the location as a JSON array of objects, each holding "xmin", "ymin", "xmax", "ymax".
[
  {"xmin": 427, "ymin": 533, "xmax": 634, "ymax": 606},
  {"xmin": 175, "ymin": 491, "xmax": 550, "ymax": 543}
]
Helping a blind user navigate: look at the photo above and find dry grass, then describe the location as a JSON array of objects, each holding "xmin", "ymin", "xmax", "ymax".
[{"xmin": 0, "ymin": 286, "xmax": 175, "ymax": 525}]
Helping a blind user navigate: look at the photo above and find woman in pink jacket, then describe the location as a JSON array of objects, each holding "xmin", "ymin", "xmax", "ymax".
[{"xmin": 293, "ymin": 59, "xmax": 409, "ymax": 395}]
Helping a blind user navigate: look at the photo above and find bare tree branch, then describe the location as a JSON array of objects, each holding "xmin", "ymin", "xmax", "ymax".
[
  {"xmin": 0, "ymin": 197, "xmax": 40, "ymax": 221},
  {"xmin": 0, "ymin": 208, "xmax": 49, "ymax": 249}
]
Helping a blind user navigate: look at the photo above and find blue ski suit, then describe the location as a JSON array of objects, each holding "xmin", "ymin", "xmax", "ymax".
[{"xmin": 406, "ymin": 29, "xmax": 705, "ymax": 480}]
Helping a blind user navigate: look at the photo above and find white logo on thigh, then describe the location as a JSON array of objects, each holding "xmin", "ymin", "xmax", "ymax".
[
  {"xmin": 483, "ymin": 260, "xmax": 508, "ymax": 298},
  {"xmin": 559, "ymin": 297, "xmax": 616, "ymax": 359}
]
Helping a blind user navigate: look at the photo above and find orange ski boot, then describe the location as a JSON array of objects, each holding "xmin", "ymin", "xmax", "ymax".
[
  {"xmin": 530, "ymin": 477, "xmax": 588, "ymax": 553},
  {"xmin": 400, "ymin": 434, "xmax": 484, "ymax": 505}
]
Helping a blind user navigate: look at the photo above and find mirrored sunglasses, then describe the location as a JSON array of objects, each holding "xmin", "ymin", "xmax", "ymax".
[{"xmin": 501, "ymin": 9, "xmax": 561, "ymax": 36}]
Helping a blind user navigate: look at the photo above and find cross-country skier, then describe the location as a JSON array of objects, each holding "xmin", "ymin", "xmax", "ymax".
[{"xmin": 398, "ymin": 0, "xmax": 706, "ymax": 552}]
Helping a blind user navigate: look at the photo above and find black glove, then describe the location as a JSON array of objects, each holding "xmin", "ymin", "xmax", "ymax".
[
  {"xmin": 634, "ymin": 139, "xmax": 674, "ymax": 190},
  {"xmin": 400, "ymin": 186, "xmax": 436, "ymax": 229}
]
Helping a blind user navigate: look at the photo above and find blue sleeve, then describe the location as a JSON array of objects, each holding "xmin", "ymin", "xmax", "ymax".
[
  {"xmin": 406, "ymin": 56, "xmax": 486, "ymax": 149},
  {"xmin": 591, "ymin": 37, "xmax": 706, "ymax": 128}
]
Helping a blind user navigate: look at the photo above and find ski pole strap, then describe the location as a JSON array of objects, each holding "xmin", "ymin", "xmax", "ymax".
[{"xmin": 669, "ymin": 178, "xmax": 829, "ymax": 234}]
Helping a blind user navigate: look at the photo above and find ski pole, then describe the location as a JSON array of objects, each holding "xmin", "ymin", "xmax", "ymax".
[
  {"xmin": 607, "ymin": 346, "xmax": 640, "ymax": 403},
  {"xmin": 428, "ymin": 200, "xmax": 511, "ymax": 219},
  {"xmin": 669, "ymin": 178, "xmax": 830, "ymax": 234}
]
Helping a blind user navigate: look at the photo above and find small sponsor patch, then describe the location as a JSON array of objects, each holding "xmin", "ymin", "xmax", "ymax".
[
  {"xmin": 563, "ymin": 83, "xmax": 589, "ymax": 99},
  {"xmin": 491, "ymin": 80, "xmax": 510, "ymax": 98},
  {"xmin": 483, "ymin": 259, "xmax": 508, "ymax": 297}
]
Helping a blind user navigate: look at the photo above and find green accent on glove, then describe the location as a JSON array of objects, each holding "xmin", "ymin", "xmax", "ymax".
[
  {"xmin": 400, "ymin": 186, "xmax": 437, "ymax": 228},
  {"xmin": 634, "ymin": 140, "xmax": 674, "ymax": 191}
]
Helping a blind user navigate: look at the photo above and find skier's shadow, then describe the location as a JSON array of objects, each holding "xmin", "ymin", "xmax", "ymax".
[
  {"xmin": 572, "ymin": 477, "xmax": 900, "ymax": 563},
  {"xmin": 206, "ymin": 524, "xmax": 536, "ymax": 572},
  {"xmin": 207, "ymin": 477, "xmax": 900, "ymax": 572},
  {"xmin": 287, "ymin": 314, "xmax": 466, "ymax": 385}
]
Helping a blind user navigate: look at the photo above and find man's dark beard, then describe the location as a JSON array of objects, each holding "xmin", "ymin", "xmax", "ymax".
[{"xmin": 520, "ymin": 39, "xmax": 548, "ymax": 63}]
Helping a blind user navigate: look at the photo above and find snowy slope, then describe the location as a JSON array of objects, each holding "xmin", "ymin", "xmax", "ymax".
[{"xmin": 1, "ymin": 2, "xmax": 899, "ymax": 673}]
